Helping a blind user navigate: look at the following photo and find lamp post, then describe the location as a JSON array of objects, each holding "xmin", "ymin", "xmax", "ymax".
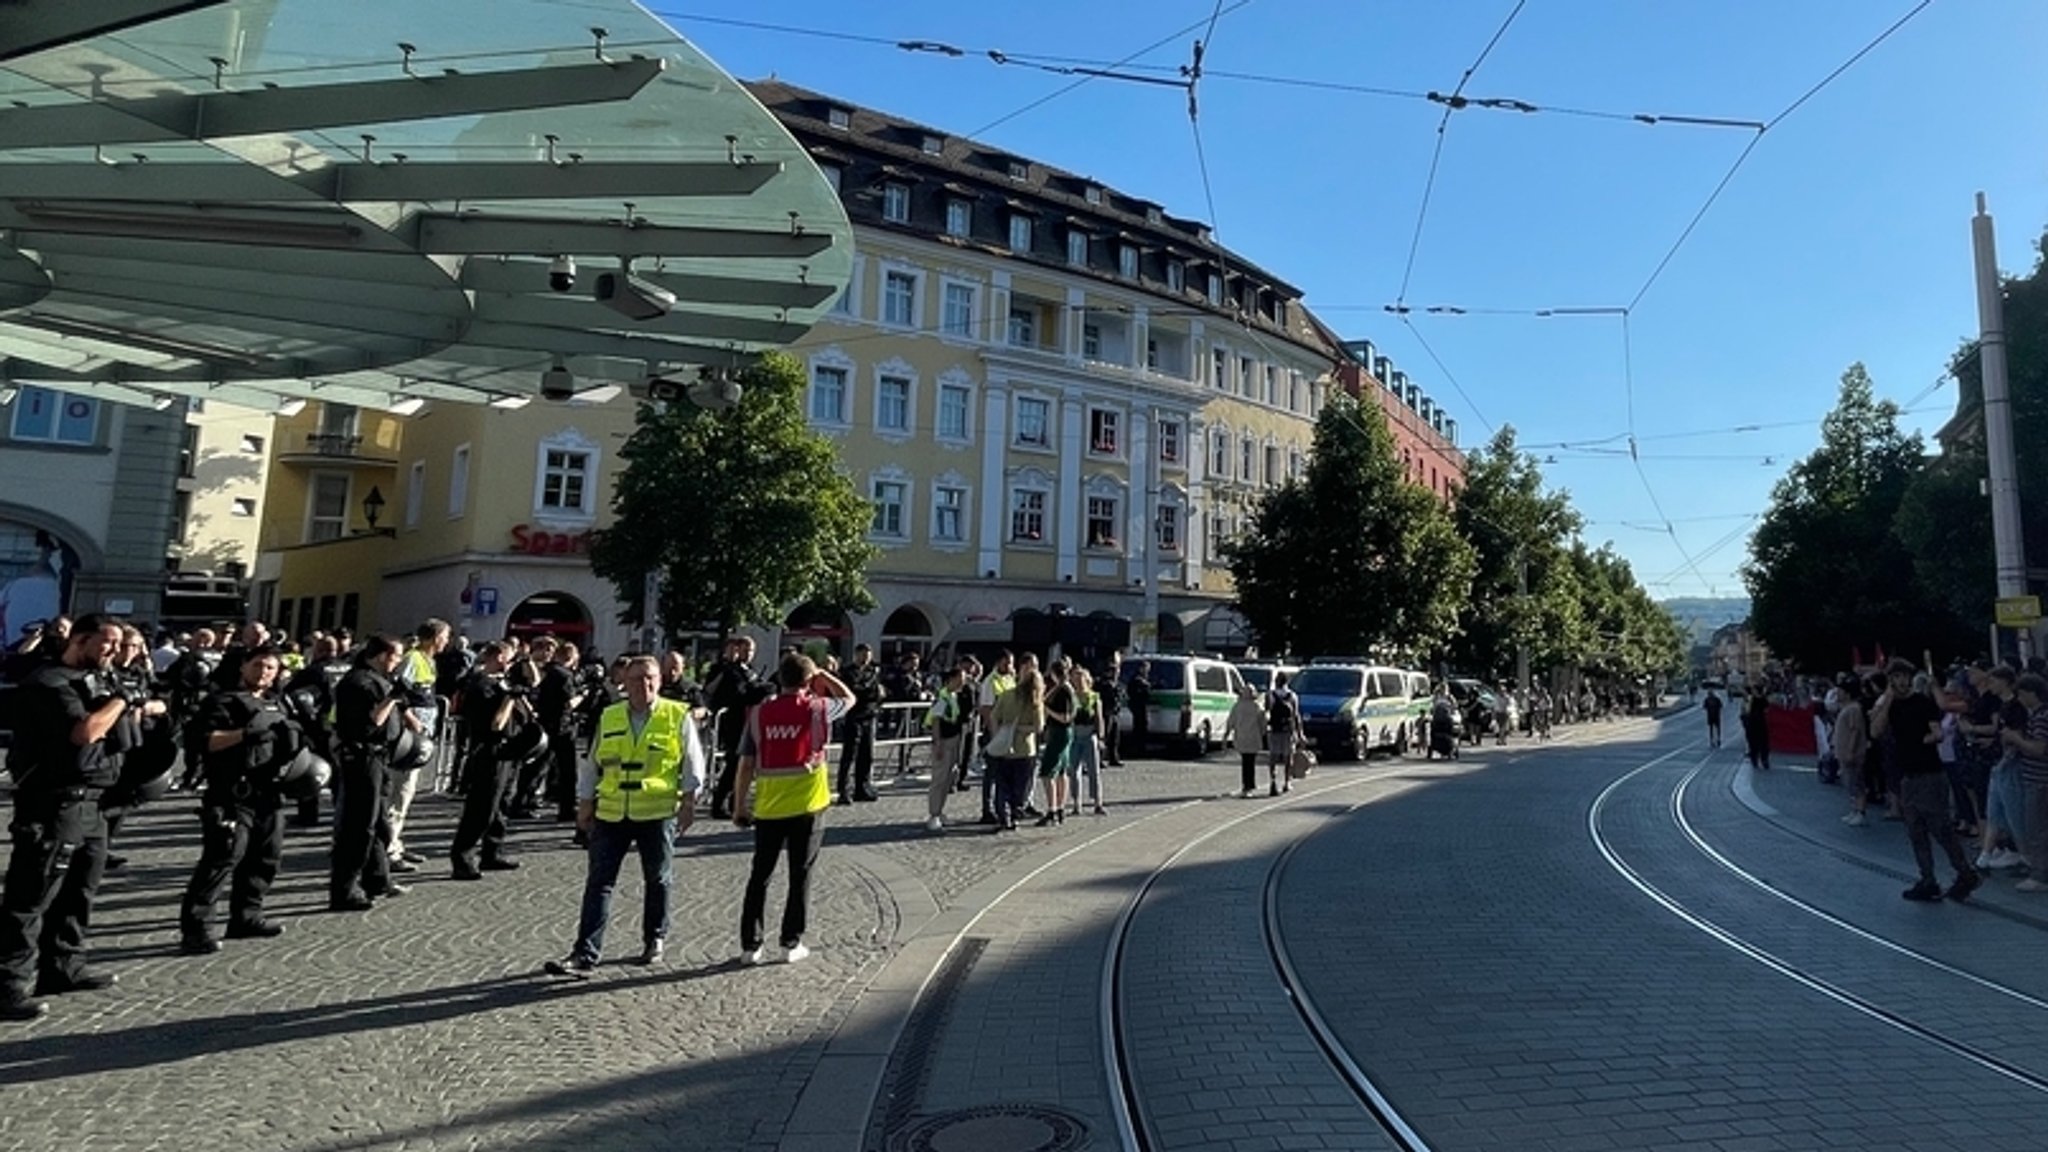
[{"xmin": 360, "ymin": 486, "xmax": 393, "ymax": 536}]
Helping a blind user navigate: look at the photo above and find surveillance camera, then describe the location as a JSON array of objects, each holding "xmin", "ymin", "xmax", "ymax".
[
  {"xmin": 594, "ymin": 271, "xmax": 676, "ymax": 321},
  {"xmin": 643, "ymin": 376, "xmax": 686, "ymax": 404},
  {"xmin": 687, "ymin": 371, "xmax": 743, "ymax": 411},
  {"xmin": 540, "ymin": 361, "xmax": 575, "ymax": 402},
  {"xmin": 548, "ymin": 255, "xmax": 576, "ymax": 293}
]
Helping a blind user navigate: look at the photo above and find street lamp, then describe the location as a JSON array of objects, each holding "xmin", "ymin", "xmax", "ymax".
[{"xmin": 361, "ymin": 486, "xmax": 394, "ymax": 536}]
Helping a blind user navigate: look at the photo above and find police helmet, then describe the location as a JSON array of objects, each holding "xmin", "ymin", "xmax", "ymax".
[
  {"xmin": 276, "ymin": 747, "xmax": 333, "ymax": 801},
  {"xmin": 501, "ymin": 723, "xmax": 549, "ymax": 767},
  {"xmin": 392, "ymin": 728, "xmax": 436, "ymax": 771}
]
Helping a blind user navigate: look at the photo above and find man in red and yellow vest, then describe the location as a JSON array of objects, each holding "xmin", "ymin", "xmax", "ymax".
[
  {"xmin": 732, "ymin": 653, "xmax": 853, "ymax": 964},
  {"xmin": 544, "ymin": 655, "xmax": 703, "ymax": 976}
]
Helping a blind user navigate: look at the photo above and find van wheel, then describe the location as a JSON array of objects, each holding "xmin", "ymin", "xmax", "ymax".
[
  {"xmin": 1351, "ymin": 726, "xmax": 1370, "ymax": 762},
  {"xmin": 1186, "ymin": 722, "xmax": 1212, "ymax": 759}
]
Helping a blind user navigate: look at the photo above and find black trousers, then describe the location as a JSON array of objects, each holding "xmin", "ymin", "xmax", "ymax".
[
  {"xmin": 1102, "ymin": 713, "xmax": 1125, "ymax": 764},
  {"xmin": 452, "ymin": 755, "xmax": 516, "ymax": 867},
  {"xmin": 0, "ymin": 796, "xmax": 108, "ymax": 991},
  {"xmin": 1128, "ymin": 713, "xmax": 1150, "ymax": 758},
  {"xmin": 330, "ymin": 749, "xmax": 393, "ymax": 901},
  {"xmin": 836, "ymin": 716, "xmax": 876, "ymax": 796},
  {"xmin": 548, "ymin": 729, "xmax": 580, "ymax": 816},
  {"xmin": 181, "ymin": 795, "xmax": 283, "ymax": 933},
  {"xmin": 741, "ymin": 811, "xmax": 825, "ymax": 951}
]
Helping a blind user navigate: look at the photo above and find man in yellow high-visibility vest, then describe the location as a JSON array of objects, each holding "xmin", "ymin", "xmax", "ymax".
[
  {"xmin": 545, "ymin": 654, "xmax": 703, "ymax": 976},
  {"xmin": 384, "ymin": 618, "xmax": 447, "ymax": 873}
]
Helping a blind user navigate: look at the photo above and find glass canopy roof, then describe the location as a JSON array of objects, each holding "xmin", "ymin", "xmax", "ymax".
[{"xmin": 0, "ymin": 0, "xmax": 854, "ymax": 410}]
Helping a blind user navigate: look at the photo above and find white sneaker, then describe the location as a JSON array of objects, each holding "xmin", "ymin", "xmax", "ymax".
[
  {"xmin": 1991, "ymin": 849, "xmax": 2025, "ymax": 869},
  {"xmin": 926, "ymin": 816, "xmax": 944, "ymax": 832},
  {"xmin": 785, "ymin": 943, "xmax": 811, "ymax": 964},
  {"xmin": 1239, "ymin": 788, "xmax": 1256, "ymax": 799},
  {"xmin": 1841, "ymin": 812, "xmax": 1867, "ymax": 827},
  {"xmin": 741, "ymin": 949, "xmax": 764, "ymax": 966},
  {"xmin": 1977, "ymin": 851, "xmax": 1995, "ymax": 870}
]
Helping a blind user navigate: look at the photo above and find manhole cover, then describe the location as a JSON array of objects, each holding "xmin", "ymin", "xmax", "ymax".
[{"xmin": 889, "ymin": 1104, "xmax": 1089, "ymax": 1152}]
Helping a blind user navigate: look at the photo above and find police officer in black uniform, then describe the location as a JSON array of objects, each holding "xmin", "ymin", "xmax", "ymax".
[
  {"xmin": 0, "ymin": 615, "xmax": 154, "ymax": 1021},
  {"xmin": 537, "ymin": 641, "xmax": 587, "ymax": 822},
  {"xmin": 452, "ymin": 641, "xmax": 526, "ymax": 880},
  {"xmin": 163, "ymin": 628, "xmax": 222, "ymax": 790},
  {"xmin": 837, "ymin": 644, "xmax": 883, "ymax": 804},
  {"xmin": 703, "ymin": 638, "xmax": 767, "ymax": 819},
  {"xmin": 280, "ymin": 634, "xmax": 348, "ymax": 827},
  {"xmin": 180, "ymin": 647, "xmax": 295, "ymax": 953},
  {"xmin": 100, "ymin": 624, "xmax": 175, "ymax": 872},
  {"xmin": 328, "ymin": 635, "xmax": 406, "ymax": 912}
]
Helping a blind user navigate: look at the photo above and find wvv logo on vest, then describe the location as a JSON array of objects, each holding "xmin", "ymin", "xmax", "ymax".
[{"xmin": 764, "ymin": 724, "xmax": 805, "ymax": 741}]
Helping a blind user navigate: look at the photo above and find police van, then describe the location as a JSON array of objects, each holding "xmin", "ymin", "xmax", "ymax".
[
  {"xmin": 1294, "ymin": 663, "xmax": 1425, "ymax": 760},
  {"xmin": 1118, "ymin": 654, "xmax": 1242, "ymax": 758}
]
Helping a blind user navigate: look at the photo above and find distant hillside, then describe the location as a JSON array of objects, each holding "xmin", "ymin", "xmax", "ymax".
[{"xmin": 1661, "ymin": 597, "xmax": 1751, "ymax": 645}]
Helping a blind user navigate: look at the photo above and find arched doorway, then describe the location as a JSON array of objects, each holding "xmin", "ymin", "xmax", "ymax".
[
  {"xmin": 0, "ymin": 521, "xmax": 79, "ymax": 646},
  {"xmin": 781, "ymin": 601, "xmax": 852, "ymax": 666},
  {"xmin": 880, "ymin": 604, "xmax": 936, "ymax": 662},
  {"xmin": 505, "ymin": 591, "xmax": 592, "ymax": 643}
]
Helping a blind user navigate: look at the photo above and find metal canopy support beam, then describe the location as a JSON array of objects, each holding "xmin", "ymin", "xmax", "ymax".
[
  {"xmin": 0, "ymin": 57, "xmax": 664, "ymax": 150},
  {"xmin": 0, "ymin": 160, "xmax": 783, "ymax": 205},
  {"xmin": 0, "ymin": 0, "xmax": 227, "ymax": 63},
  {"xmin": 414, "ymin": 212, "xmax": 835, "ymax": 260},
  {"xmin": 478, "ymin": 294, "xmax": 806, "ymax": 347},
  {"xmin": 43, "ymin": 271, "xmax": 470, "ymax": 346},
  {"xmin": 460, "ymin": 258, "xmax": 833, "ymax": 310},
  {"xmin": 462, "ymin": 320, "xmax": 755, "ymax": 370}
]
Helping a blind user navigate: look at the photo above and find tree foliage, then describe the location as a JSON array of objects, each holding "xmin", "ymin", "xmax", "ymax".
[
  {"xmin": 1225, "ymin": 393, "xmax": 1475, "ymax": 658},
  {"xmin": 590, "ymin": 352, "xmax": 876, "ymax": 639},
  {"xmin": 1448, "ymin": 426, "xmax": 1587, "ymax": 680},
  {"xmin": 1743, "ymin": 363, "xmax": 1972, "ymax": 669}
]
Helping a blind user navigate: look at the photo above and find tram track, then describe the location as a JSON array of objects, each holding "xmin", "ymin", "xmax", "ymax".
[{"xmin": 1589, "ymin": 748, "xmax": 2048, "ymax": 1097}]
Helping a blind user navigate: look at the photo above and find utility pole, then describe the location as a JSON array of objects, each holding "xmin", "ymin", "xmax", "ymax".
[
  {"xmin": 1515, "ymin": 550, "xmax": 1531, "ymax": 694},
  {"xmin": 1974, "ymin": 192, "xmax": 2033, "ymax": 663}
]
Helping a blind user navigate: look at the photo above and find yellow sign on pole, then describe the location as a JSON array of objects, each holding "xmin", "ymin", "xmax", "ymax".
[{"xmin": 1996, "ymin": 595, "xmax": 2041, "ymax": 628}]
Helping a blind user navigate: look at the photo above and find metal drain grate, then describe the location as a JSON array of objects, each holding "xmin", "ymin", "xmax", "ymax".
[
  {"xmin": 870, "ymin": 936, "xmax": 989, "ymax": 1146},
  {"xmin": 889, "ymin": 1104, "xmax": 1090, "ymax": 1152}
]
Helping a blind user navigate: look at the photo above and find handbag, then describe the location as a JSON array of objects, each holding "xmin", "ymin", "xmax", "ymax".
[{"xmin": 1287, "ymin": 746, "xmax": 1316, "ymax": 779}]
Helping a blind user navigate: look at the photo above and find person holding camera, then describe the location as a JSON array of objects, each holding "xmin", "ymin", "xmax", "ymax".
[
  {"xmin": 451, "ymin": 641, "xmax": 528, "ymax": 880},
  {"xmin": 328, "ymin": 635, "xmax": 409, "ymax": 912},
  {"xmin": 1, "ymin": 615, "xmax": 154, "ymax": 1021},
  {"xmin": 179, "ymin": 647, "xmax": 297, "ymax": 954},
  {"xmin": 544, "ymin": 654, "xmax": 704, "ymax": 976}
]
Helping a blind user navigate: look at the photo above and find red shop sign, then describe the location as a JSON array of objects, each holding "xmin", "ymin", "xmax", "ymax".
[{"xmin": 509, "ymin": 524, "xmax": 592, "ymax": 556}]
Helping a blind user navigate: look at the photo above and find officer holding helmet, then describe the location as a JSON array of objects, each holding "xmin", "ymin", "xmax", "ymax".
[
  {"xmin": 1, "ymin": 614, "xmax": 156, "ymax": 1022},
  {"xmin": 451, "ymin": 640, "xmax": 529, "ymax": 880},
  {"xmin": 179, "ymin": 646, "xmax": 301, "ymax": 953},
  {"xmin": 328, "ymin": 635, "xmax": 410, "ymax": 912}
]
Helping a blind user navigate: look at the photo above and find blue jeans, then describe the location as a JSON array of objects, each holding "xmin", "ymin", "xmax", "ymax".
[
  {"xmin": 572, "ymin": 816, "xmax": 674, "ymax": 962},
  {"xmin": 1988, "ymin": 756, "xmax": 2027, "ymax": 848}
]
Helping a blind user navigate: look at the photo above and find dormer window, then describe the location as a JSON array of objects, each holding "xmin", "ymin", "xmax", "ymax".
[
  {"xmin": 921, "ymin": 133, "xmax": 944, "ymax": 155},
  {"xmin": 1118, "ymin": 244, "xmax": 1138, "ymax": 280},
  {"xmin": 1008, "ymin": 160, "xmax": 1029, "ymax": 181},
  {"xmin": 1206, "ymin": 272, "xmax": 1222, "ymax": 305},
  {"xmin": 826, "ymin": 106, "xmax": 851, "ymax": 130},
  {"xmin": 1084, "ymin": 185, "xmax": 1102, "ymax": 205},
  {"xmin": 945, "ymin": 198, "xmax": 972, "ymax": 238},
  {"xmin": 882, "ymin": 182, "xmax": 910, "ymax": 224},
  {"xmin": 1166, "ymin": 260, "xmax": 1185, "ymax": 293},
  {"xmin": 1145, "ymin": 206, "xmax": 1163, "ymax": 224}
]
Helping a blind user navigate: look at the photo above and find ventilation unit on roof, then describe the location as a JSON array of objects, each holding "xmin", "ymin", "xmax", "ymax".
[
  {"xmin": 1444, "ymin": 418, "xmax": 1458, "ymax": 446},
  {"xmin": 1431, "ymin": 409, "xmax": 1447, "ymax": 435},
  {"xmin": 1391, "ymin": 370, "xmax": 1408, "ymax": 396},
  {"xmin": 1420, "ymin": 398, "xmax": 1435, "ymax": 424},
  {"xmin": 1404, "ymin": 383, "xmax": 1421, "ymax": 410}
]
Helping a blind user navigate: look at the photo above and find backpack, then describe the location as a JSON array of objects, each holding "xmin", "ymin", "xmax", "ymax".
[{"xmin": 1267, "ymin": 689, "xmax": 1298, "ymax": 731}]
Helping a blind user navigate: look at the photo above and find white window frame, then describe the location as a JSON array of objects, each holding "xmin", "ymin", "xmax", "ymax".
[
  {"xmin": 1013, "ymin": 394, "xmax": 1053, "ymax": 450},
  {"xmin": 881, "ymin": 267, "xmax": 920, "ymax": 328},
  {"xmin": 1067, "ymin": 229, "xmax": 1089, "ymax": 267},
  {"xmin": 1008, "ymin": 214, "xmax": 1033, "ymax": 252},
  {"xmin": 827, "ymin": 106, "xmax": 851, "ymax": 130},
  {"xmin": 1082, "ymin": 323, "xmax": 1102, "ymax": 360},
  {"xmin": 1009, "ymin": 485, "xmax": 1050, "ymax": 544},
  {"xmin": 940, "ymin": 278, "xmax": 978, "ymax": 340},
  {"xmin": 1211, "ymin": 347, "xmax": 1228, "ymax": 391},
  {"xmin": 1166, "ymin": 260, "xmax": 1186, "ymax": 293},
  {"xmin": 945, "ymin": 198, "xmax": 972, "ymax": 238},
  {"xmin": 448, "ymin": 443, "xmax": 470, "ymax": 519},
  {"xmin": 1158, "ymin": 420, "xmax": 1183, "ymax": 467},
  {"xmin": 1264, "ymin": 365, "xmax": 1279, "ymax": 406},
  {"xmin": 822, "ymin": 164, "xmax": 842, "ymax": 193},
  {"xmin": 807, "ymin": 348, "xmax": 856, "ymax": 429},
  {"xmin": 1007, "ymin": 160, "xmax": 1029, "ymax": 181},
  {"xmin": 1006, "ymin": 305, "xmax": 1038, "ymax": 348},
  {"xmin": 1088, "ymin": 407, "xmax": 1122, "ymax": 457},
  {"xmin": 1118, "ymin": 244, "xmax": 1139, "ymax": 279},
  {"xmin": 1263, "ymin": 442, "xmax": 1281, "ymax": 489},
  {"xmin": 533, "ymin": 429, "xmax": 602, "ymax": 523},
  {"xmin": 873, "ymin": 366, "xmax": 915, "ymax": 439},
  {"xmin": 1085, "ymin": 493, "xmax": 1120, "ymax": 550},
  {"xmin": 404, "ymin": 459, "xmax": 425, "ymax": 529},
  {"xmin": 935, "ymin": 377, "xmax": 974, "ymax": 444},
  {"xmin": 1239, "ymin": 435, "xmax": 1256, "ymax": 484},
  {"xmin": 931, "ymin": 481, "xmax": 970, "ymax": 544},
  {"xmin": 1207, "ymin": 272, "xmax": 1223, "ymax": 305},
  {"xmin": 307, "ymin": 471, "xmax": 351, "ymax": 542},
  {"xmin": 869, "ymin": 475, "xmax": 910, "ymax": 540},
  {"xmin": 1208, "ymin": 427, "xmax": 1229, "ymax": 478},
  {"xmin": 1156, "ymin": 504, "xmax": 1181, "ymax": 552},
  {"xmin": 882, "ymin": 182, "xmax": 911, "ymax": 223}
]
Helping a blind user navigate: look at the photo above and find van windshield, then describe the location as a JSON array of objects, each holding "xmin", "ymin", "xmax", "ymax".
[
  {"xmin": 1239, "ymin": 667, "xmax": 1274, "ymax": 692},
  {"xmin": 1292, "ymin": 668, "xmax": 1363, "ymax": 698}
]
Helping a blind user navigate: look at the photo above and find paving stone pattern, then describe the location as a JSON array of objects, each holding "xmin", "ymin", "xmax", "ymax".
[{"xmin": 1277, "ymin": 727, "xmax": 2048, "ymax": 1152}]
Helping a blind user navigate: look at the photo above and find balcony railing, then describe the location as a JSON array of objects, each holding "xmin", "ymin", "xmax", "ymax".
[{"xmin": 305, "ymin": 432, "xmax": 363, "ymax": 456}]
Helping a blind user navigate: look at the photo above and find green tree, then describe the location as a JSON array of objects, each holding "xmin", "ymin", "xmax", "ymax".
[
  {"xmin": 1447, "ymin": 426, "xmax": 1584, "ymax": 681},
  {"xmin": 1226, "ymin": 394, "xmax": 1475, "ymax": 659},
  {"xmin": 590, "ymin": 352, "xmax": 877, "ymax": 640},
  {"xmin": 1568, "ymin": 543, "xmax": 1687, "ymax": 680},
  {"xmin": 1743, "ymin": 363, "xmax": 1970, "ymax": 668}
]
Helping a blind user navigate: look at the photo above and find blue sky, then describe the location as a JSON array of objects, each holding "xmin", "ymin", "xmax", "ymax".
[{"xmin": 654, "ymin": 0, "xmax": 2048, "ymax": 600}]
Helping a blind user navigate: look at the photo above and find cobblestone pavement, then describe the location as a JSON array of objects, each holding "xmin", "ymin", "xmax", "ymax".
[{"xmin": 1278, "ymin": 728, "xmax": 2048, "ymax": 1152}]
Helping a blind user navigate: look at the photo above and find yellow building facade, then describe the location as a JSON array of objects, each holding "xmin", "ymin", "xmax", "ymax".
[{"xmin": 253, "ymin": 83, "xmax": 1340, "ymax": 660}]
